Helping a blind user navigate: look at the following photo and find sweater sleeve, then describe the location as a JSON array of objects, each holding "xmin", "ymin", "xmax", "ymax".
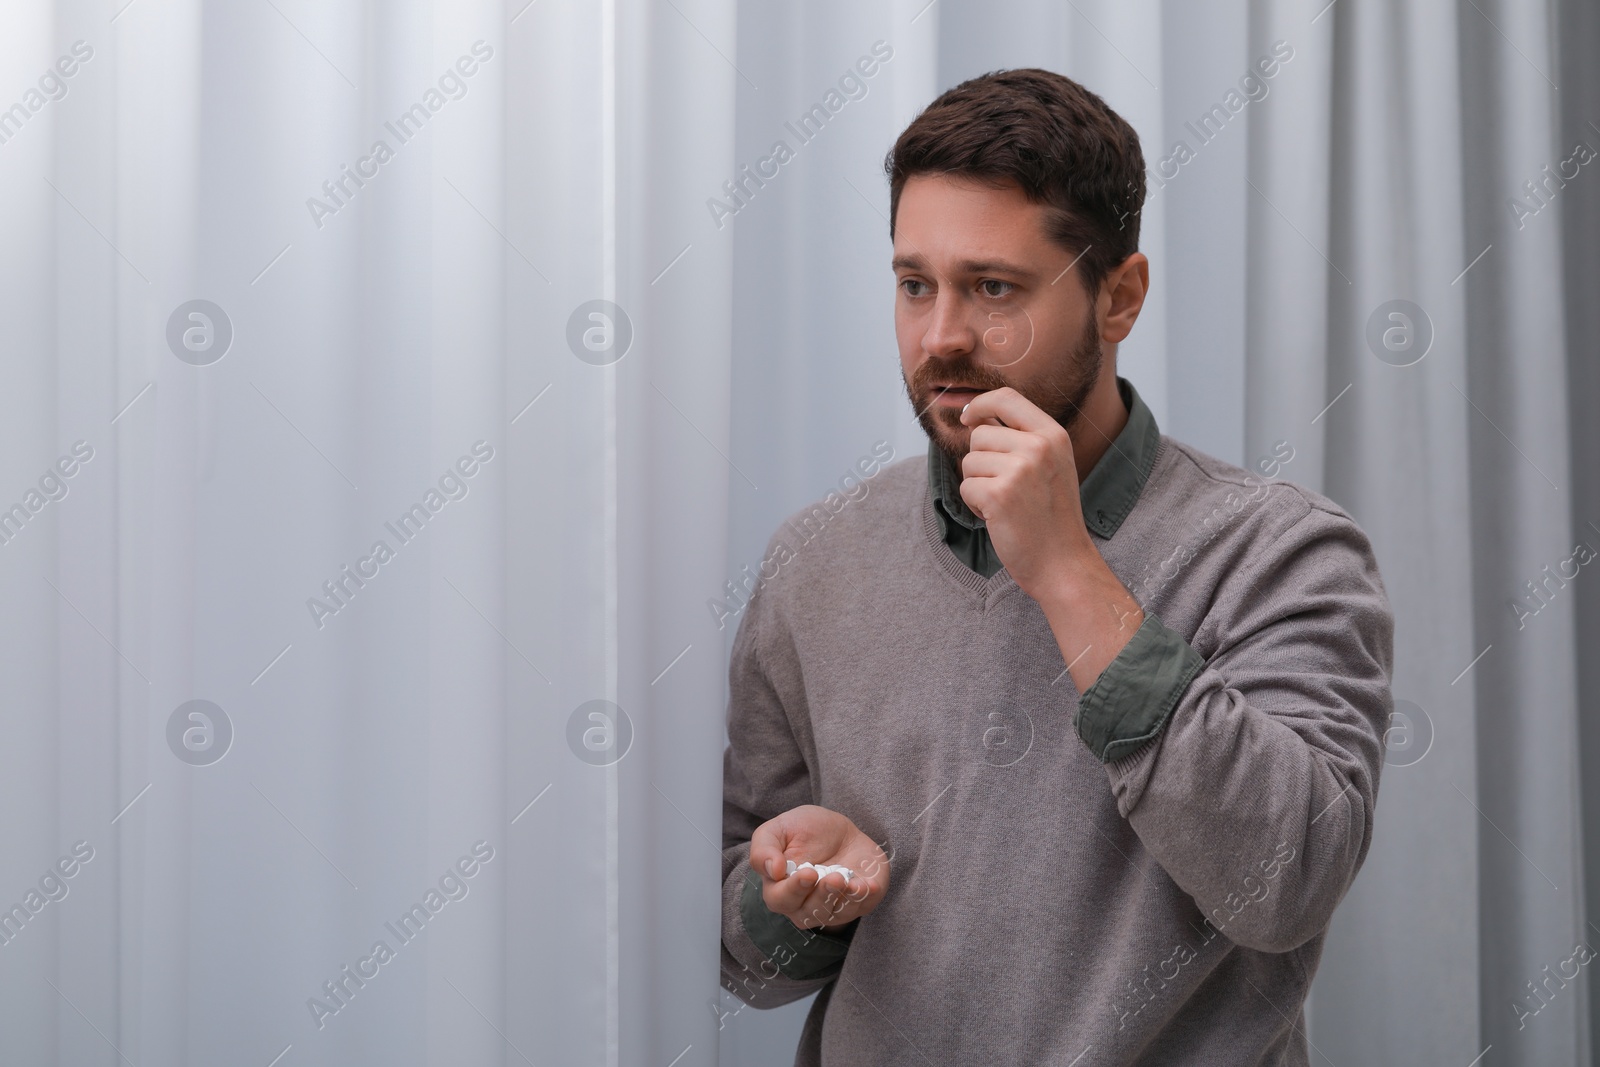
[
  {"xmin": 720, "ymin": 586, "xmax": 856, "ymax": 1008},
  {"xmin": 1085, "ymin": 501, "xmax": 1394, "ymax": 954}
]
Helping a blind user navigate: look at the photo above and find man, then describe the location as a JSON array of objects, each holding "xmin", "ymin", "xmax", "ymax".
[{"xmin": 718, "ymin": 68, "xmax": 1393, "ymax": 1066}]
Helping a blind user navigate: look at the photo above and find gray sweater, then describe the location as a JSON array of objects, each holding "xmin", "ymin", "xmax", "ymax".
[{"xmin": 720, "ymin": 386, "xmax": 1395, "ymax": 1066}]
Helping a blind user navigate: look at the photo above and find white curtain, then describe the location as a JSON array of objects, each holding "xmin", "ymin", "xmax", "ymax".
[
  {"xmin": 0, "ymin": 1, "xmax": 1592, "ymax": 1065},
  {"xmin": 4, "ymin": 0, "xmax": 735, "ymax": 1062}
]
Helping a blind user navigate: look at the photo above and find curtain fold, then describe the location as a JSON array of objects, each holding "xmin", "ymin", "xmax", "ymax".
[
  {"xmin": 5, "ymin": 0, "xmax": 745, "ymax": 1062},
  {"xmin": 1265, "ymin": 0, "xmax": 1495, "ymax": 1061}
]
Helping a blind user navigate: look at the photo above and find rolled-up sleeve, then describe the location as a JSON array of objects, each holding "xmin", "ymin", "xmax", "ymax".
[{"xmin": 1076, "ymin": 612, "xmax": 1206, "ymax": 763}]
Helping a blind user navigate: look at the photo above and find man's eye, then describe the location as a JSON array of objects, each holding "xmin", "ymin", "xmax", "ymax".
[
  {"xmin": 980, "ymin": 279, "xmax": 1014, "ymax": 297},
  {"xmin": 900, "ymin": 279, "xmax": 929, "ymax": 297}
]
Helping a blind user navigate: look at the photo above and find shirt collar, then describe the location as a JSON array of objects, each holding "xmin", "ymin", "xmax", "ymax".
[{"xmin": 927, "ymin": 375, "xmax": 1161, "ymax": 541}]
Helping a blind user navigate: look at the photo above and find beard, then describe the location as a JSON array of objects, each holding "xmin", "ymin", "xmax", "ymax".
[{"xmin": 903, "ymin": 311, "xmax": 1102, "ymax": 465}]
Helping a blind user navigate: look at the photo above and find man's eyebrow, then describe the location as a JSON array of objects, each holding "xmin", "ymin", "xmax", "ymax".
[
  {"xmin": 961, "ymin": 259, "xmax": 1035, "ymax": 277},
  {"xmin": 890, "ymin": 254, "xmax": 1037, "ymax": 277}
]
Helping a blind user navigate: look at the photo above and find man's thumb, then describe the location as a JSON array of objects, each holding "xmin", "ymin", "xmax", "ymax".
[{"xmin": 761, "ymin": 821, "xmax": 795, "ymax": 875}]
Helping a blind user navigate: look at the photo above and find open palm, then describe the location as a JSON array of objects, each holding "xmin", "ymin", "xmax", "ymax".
[{"xmin": 749, "ymin": 804, "xmax": 890, "ymax": 932}]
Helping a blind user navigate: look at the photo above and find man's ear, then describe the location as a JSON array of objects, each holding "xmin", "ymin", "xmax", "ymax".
[{"xmin": 1098, "ymin": 252, "xmax": 1149, "ymax": 345}]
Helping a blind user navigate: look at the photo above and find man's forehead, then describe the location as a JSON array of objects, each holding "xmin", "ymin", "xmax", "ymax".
[{"xmin": 893, "ymin": 177, "xmax": 1053, "ymax": 272}]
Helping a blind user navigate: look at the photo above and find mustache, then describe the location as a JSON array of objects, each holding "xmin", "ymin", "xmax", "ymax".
[
  {"xmin": 903, "ymin": 362, "xmax": 1014, "ymax": 425},
  {"xmin": 911, "ymin": 364, "xmax": 1010, "ymax": 392}
]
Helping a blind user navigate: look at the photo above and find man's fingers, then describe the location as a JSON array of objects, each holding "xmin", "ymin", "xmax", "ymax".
[
  {"xmin": 747, "ymin": 849, "xmax": 774, "ymax": 881},
  {"xmin": 959, "ymin": 386, "xmax": 1053, "ymax": 435},
  {"xmin": 763, "ymin": 864, "xmax": 814, "ymax": 903},
  {"xmin": 748, "ymin": 822, "xmax": 793, "ymax": 881},
  {"xmin": 763, "ymin": 868, "xmax": 864, "ymax": 928},
  {"xmin": 963, "ymin": 423, "xmax": 1032, "ymax": 455},
  {"xmin": 750, "ymin": 850, "xmax": 783, "ymax": 881},
  {"xmin": 792, "ymin": 873, "xmax": 856, "ymax": 928},
  {"xmin": 959, "ymin": 449, "xmax": 1012, "ymax": 480},
  {"xmin": 829, "ymin": 873, "xmax": 872, "ymax": 909},
  {"xmin": 810, "ymin": 872, "xmax": 872, "ymax": 912}
]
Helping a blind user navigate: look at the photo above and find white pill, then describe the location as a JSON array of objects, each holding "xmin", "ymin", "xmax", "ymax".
[{"xmin": 783, "ymin": 859, "xmax": 856, "ymax": 882}]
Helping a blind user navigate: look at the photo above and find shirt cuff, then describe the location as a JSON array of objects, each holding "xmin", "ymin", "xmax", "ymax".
[
  {"xmin": 740, "ymin": 867, "xmax": 858, "ymax": 981},
  {"xmin": 1075, "ymin": 612, "xmax": 1205, "ymax": 763}
]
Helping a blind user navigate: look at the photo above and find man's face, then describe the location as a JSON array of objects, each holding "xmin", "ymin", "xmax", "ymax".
[{"xmin": 892, "ymin": 173, "xmax": 1103, "ymax": 463}]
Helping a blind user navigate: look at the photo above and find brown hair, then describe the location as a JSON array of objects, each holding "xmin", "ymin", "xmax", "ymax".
[{"xmin": 883, "ymin": 68, "xmax": 1145, "ymax": 297}]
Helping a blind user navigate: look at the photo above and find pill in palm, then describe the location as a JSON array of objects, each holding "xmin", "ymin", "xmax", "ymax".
[{"xmin": 787, "ymin": 859, "xmax": 856, "ymax": 882}]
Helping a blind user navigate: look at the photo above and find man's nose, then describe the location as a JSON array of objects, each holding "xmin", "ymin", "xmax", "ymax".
[{"xmin": 922, "ymin": 291, "xmax": 977, "ymax": 360}]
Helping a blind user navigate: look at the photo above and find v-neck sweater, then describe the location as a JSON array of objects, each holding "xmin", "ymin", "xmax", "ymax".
[{"xmin": 719, "ymin": 404, "xmax": 1395, "ymax": 1066}]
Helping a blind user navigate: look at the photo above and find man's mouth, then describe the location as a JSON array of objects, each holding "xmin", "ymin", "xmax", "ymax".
[{"xmin": 930, "ymin": 384, "xmax": 985, "ymax": 408}]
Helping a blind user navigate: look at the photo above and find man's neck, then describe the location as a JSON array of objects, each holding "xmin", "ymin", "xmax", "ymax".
[{"xmin": 1067, "ymin": 371, "xmax": 1130, "ymax": 483}]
